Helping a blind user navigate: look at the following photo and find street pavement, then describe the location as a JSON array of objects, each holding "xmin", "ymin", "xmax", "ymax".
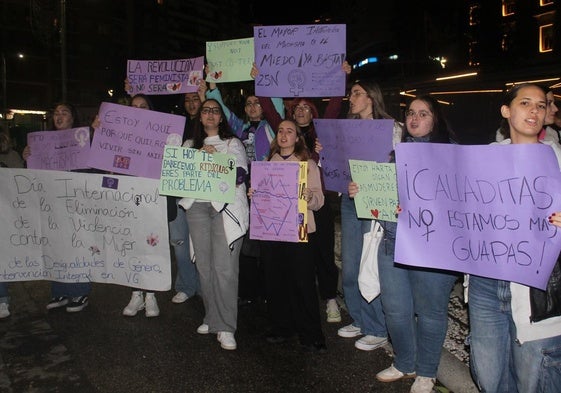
[{"xmin": 0, "ymin": 279, "xmax": 471, "ymax": 393}]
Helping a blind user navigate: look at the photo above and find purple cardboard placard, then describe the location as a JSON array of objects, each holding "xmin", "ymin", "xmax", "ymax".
[
  {"xmin": 127, "ymin": 57, "xmax": 204, "ymax": 95},
  {"xmin": 314, "ymin": 118, "xmax": 394, "ymax": 193},
  {"xmin": 253, "ymin": 24, "xmax": 346, "ymax": 97},
  {"xmin": 249, "ymin": 161, "xmax": 301, "ymax": 242},
  {"xmin": 88, "ymin": 102, "xmax": 185, "ymax": 179},
  {"xmin": 394, "ymin": 142, "xmax": 561, "ymax": 289},
  {"xmin": 26, "ymin": 127, "xmax": 91, "ymax": 171}
]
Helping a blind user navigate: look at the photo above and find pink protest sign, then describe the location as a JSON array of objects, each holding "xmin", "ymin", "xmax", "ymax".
[
  {"xmin": 127, "ymin": 57, "xmax": 204, "ymax": 95},
  {"xmin": 253, "ymin": 24, "xmax": 346, "ymax": 97},
  {"xmin": 250, "ymin": 161, "xmax": 301, "ymax": 242},
  {"xmin": 88, "ymin": 102, "xmax": 185, "ymax": 179},
  {"xmin": 395, "ymin": 142, "xmax": 561, "ymax": 289},
  {"xmin": 26, "ymin": 127, "xmax": 91, "ymax": 171}
]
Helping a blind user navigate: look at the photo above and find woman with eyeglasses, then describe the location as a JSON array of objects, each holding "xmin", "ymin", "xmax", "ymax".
[
  {"xmin": 178, "ymin": 99, "xmax": 248, "ymax": 351},
  {"xmin": 348, "ymin": 95, "xmax": 458, "ymax": 393},
  {"xmin": 251, "ymin": 61, "xmax": 352, "ymax": 325},
  {"xmin": 205, "ymin": 68, "xmax": 284, "ymax": 307}
]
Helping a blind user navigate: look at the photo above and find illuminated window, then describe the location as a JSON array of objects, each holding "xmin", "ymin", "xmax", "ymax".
[
  {"xmin": 502, "ymin": 0, "xmax": 515, "ymax": 16},
  {"xmin": 469, "ymin": 4, "xmax": 480, "ymax": 26},
  {"xmin": 540, "ymin": 24, "xmax": 554, "ymax": 52}
]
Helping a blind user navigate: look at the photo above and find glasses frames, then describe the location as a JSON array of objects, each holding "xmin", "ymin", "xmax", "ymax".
[
  {"xmin": 201, "ymin": 107, "xmax": 221, "ymax": 115},
  {"xmin": 405, "ymin": 110, "xmax": 432, "ymax": 119}
]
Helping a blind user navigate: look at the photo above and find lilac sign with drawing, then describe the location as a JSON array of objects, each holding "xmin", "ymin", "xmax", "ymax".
[
  {"xmin": 314, "ymin": 119, "xmax": 394, "ymax": 193},
  {"xmin": 88, "ymin": 102, "xmax": 185, "ymax": 179},
  {"xmin": 26, "ymin": 127, "xmax": 91, "ymax": 171},
  {"xmin": 253, "ymin": 24, "xmax": 346, "ymax": 97},
  {"xmin": 250, "ymin": 161, "xmax": 301, "ymax": 242},
  {"xmin": 127, "ymin": 57, "xmax": 204, "ymax": 95},
  {"xmin": 395, "ymin": 143, "xmax": 561, "ymax": 290}
]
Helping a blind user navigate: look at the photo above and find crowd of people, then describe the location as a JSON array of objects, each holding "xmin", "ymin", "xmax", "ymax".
[{"xmin": 1, "ymin": 59, "xmax": 561, "ymax": 392}]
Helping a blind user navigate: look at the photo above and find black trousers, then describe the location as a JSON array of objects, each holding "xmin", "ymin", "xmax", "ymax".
[{"xmin": 261, "ymin": 236, "xmax": 325, "ymax": 345}]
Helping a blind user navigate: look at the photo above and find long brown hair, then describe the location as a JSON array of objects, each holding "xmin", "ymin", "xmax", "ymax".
[{"xmin": 267, "ymin": 119, "xmax": 310, "ymax": 161}]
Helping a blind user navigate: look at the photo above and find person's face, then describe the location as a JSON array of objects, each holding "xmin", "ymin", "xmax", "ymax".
[
  {"xmin": 131, "ymin": 96, "xmax": 150, "ymax": 110},
  {"xmin": 277, "ymin": 120, "xmax": 298, "ymax": 150},
  {"xmin": 200, "ymin": 102, "xmax": 222, "ymax": 130},
  {"xmin": 53, "ymin": 105, "xmax": 74, "ymax": 130},
  {"xmin": 292, "ymin": 100, "xmax": 313, "ymax": 126},
  {"xmin": 545, "ymin": 91, "xmax": 558, "ymax": 126},
  {"xmin": 184, "ymin": 93, "xmax": 201, "ymax": 118},
  {"xmin": 501, "ymin": 85, "xmax": 546, "ymax": 142},
  {"xmin": 405, "ymin": 100, "xmax": 434, "ymax": 138},
  {"xmin": 244, "ymin": 96, "xmax": 263, "ymax": 121},
  {"xmin": 348, "ymin": 84, "xmax": 372, "ymax": 118}
]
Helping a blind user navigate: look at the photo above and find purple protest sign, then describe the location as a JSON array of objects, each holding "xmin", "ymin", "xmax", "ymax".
[
  {"xmin": 127, "ymin": 57, "xmax": 204, "ymax": 95},
  {"xmin": 395, "ymin": 143, "xmax": 561, "ymax": 289},
  {"xmin": 314, "ymin": 119, "xmax": 394, "ymax": 193},
  {"xmin": 88, "ymin": 102, "xmax": 185, "ymax": 179},
  {"xmin": 250, "ymin": 161, "xmax": 301, "ymax": 242},
  {"xmin": 26, "ymin": 127, "xmax": 91, "ymax": 171},
  {"xmin": 253, "ymin": 24, "xmax": 346, "ymax": 97}
]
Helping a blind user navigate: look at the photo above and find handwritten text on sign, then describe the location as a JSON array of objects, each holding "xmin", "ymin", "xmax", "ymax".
[
  {"xmin": 253, "ymin": 24, "xmax": 346, "ymax": 97},
  {"xmin": 26, "ymin": 127, "xmax": 91, "ymax": 171},
  {"xmin": 0, "ymin": 169, "xmax": 171, "ymax": 291},
  {"xmin": 206, "ymin": 37, "xmax": 254, "ymax": 83},
  {"xmin": 127, "ymin": 57, "xmax": 204, "ymax": 95},
  {"xmin": 250, "ymin": 161, "xmax": 308, "ymax": 243},
  {"xmin": 394, "ymin": 143, "xmax": 561, "ymax": 289},
  {"xmin": 88, "ymin": 102, "xmax": 185, "ymax": 179},
  {"xmin": 314, "ymin": 119, "xmax": 394, "ymax": 193},
  {"xmin": 350, "ymin": 160, "xmax": 398, "ymax": 222},
  {"xmin": 159, "ymin": 146, "xmax": 236, "ymax": 204}
]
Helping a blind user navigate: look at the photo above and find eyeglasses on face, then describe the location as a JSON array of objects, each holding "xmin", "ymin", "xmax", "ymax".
[
  {"xmin": 405, "ymin": 110, "xmax": 432, "ymax": 119},
  {"xmin": 245, "ymin": 102, "xmax": 261, "ymax": 107},
  {"xmin": 293, "ymin": 105, "xmax": 311, "ymax": 112},
  {"xmin": 347, "ymin": 90, "xmax": 368, "ymax": 98},
  {"xmin": 201, "ymin": 107, "xmax": 221, "ymax": 115}
]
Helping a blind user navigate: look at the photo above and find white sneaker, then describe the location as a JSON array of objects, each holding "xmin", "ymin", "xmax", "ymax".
[
  {"xmin": 217, "ymin": 331, "xmax": 237, "ymax": 350},
  {"xmin": 376, "ymin": 364, "xmax": 416, "ymax": 383},
  {"xmin": 326, "ymin": 299, "xmax": 341, "ymax": 323},
  {"xmin": 197, "ymin": 323, "xmax": 209, "ymax": 334},
  {"xmin": 410, "ymin": 376, "xmax": 436, "ymax": 393},
  {"xmin": 122, "ymin": 291, "xmax": 144, "ymax": 316},
  {"xmin": 144, "ymin": 293, "xmax": 159, "ymax": 317},
  {"xmin": 172, "ymin": 291, "xmax": 189, "ymax": 304},
  {"xmin": 355, "ymin": 335, "xmax": 388, "ymax": 351},
  {"xmin": 337, "ymin": 324, "xmax": 362, "ymax": 338},
  {"xmin": 0, "ymin": 303, "xmax": 10, "ymax": 319}
]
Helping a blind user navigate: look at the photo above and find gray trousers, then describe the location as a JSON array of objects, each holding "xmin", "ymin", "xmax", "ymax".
[{"xmin": 185, "ymin": 202, "xmax": 241, "ymax": 333}]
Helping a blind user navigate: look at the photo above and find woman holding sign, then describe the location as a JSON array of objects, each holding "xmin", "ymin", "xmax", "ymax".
[
  {"xmin": 248, "ymin": 119, "xmax": 326, "ymax": 353},
  {"xmin": 179, "ymin": 98, "xmax": 248, "ymax": 351},
  {"xmin": 350, "ymin": 95, "xmax": 458, "ymax": 393},
  {"xmin": 469, "ymin": 83, "xmax": 561, "ymax": 393},
  {"xmin": 22, "ymin": 102, "xmax": 92, "ymax": 313}
]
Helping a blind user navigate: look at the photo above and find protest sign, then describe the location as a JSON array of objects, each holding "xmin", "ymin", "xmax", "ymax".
[
  {"xmin": 126, "ymin": 57, "xmax": 204, "ymax": 95},
  {"xmin": 89, "ymin": 102, "xmax": 185, "ymax": 179},
  {"xmin": 314, "ymin": 118, "xmax": 394, "ymax": 193},
  {"xmin": 0, "ymin": 169, "xmax": 171, "ymax": 291},
  {"xmin": 206, "ymin": 37, "xmax": 254, "ymax": 83},
  {"xmin": 26, "ymin": 127, "xmax": 91, "ymax": 171},
  {"xmin": 349, "ymin": 160, "xmax": 398, "ymax": 222},
  {"xmin": 394, "ymin": 143, "xmax": 561, "ymax": 289},
  {"xmin": 253, "ymin": 24, "xmax": 346, "ymax": 97},
  {"xmin": 250, "ymin": 161, "xmax": 308, "ymax": 243},
  {"xmin": 159, "ymin": 145, "xmax": 236, "ymax": 204}
]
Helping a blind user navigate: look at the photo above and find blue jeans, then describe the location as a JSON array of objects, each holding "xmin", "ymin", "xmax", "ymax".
[
  {"xmin": 0, "ymin": 282, "xmax": 8, "ymax": 303},
  {"xmin": 169, "ymin": 200, "xmax": 199, "ymax": 296},
  {"xmin": 378, "ymin": 226, "xmax": 457, "ymax": 377},
  {"xmin": 468, "ymin": 276, "xmax": 561, "ymax": 392},
  {"xmin": 51, "ymin": 282, "xmax": 91, "ymax": 298},
  {"xmin": 340, "ymin": 195, "xmax": 386, "ymax": 337}
]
